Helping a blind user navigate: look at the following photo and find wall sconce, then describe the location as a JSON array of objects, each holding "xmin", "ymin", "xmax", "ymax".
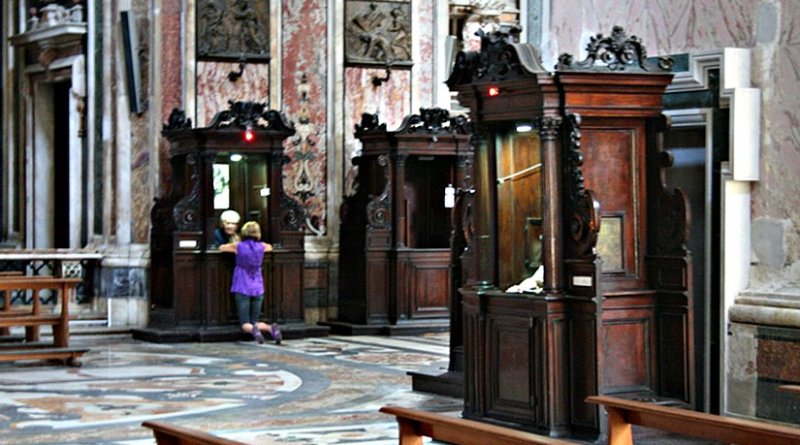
[
  {"xmin": 228, "ymin": 55, "xmax": 246, "ymax": 82},
  {"xmin": 230, "ymin": 153, "xmax": 243, "ymax": 162},
  {"xmin": 444, "ymin": 184, "xmax": 455, "ymax": 208},
  {"xmin": 259, "ymin": 186, "xmax": 271, "ymax": 197},
  {"xmin": 372, "ymin": 61, "xmax": 393, "ymax": 87}
]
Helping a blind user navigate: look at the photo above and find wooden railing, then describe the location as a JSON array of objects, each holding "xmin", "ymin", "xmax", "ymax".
[
  {"xmin": 379, "ymin": 406, "xmax": 575, "ymax": 445},
  {"xmin": 142, "ymin": 421, "xmax": 247, "ymax": 445},
  {"xmin": 587, "ymin": 395, "xmax": 800, "ymax": 445},
  {"xmin": 0, "ymin": 276, "xmax": 88, "ymax": 366}
]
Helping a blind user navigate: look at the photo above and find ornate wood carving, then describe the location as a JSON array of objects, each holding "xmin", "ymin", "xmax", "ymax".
[
  {"xmin": 562, "ymin": 114, "xmax": 600, "ymax": 259},
  {"xmin": 446, "ymin": 28, "xmax": 547, "ymax": 88},
  {"xmin": 172, "ymin": 153, "xmax": 203, "ymax": 232},
  {"xmin": 345, "ymin": 1, "xmax": 412, "ymax": 66},
  {"xmin": 556, "ymin": 25, "xmax": 673, "ymax": 73},
  {"xmin": 206, "ymin": 101, "xmax": 295, "ymax": 132},
  {"xmin": 163, "ymin": 108, "xmax": 193, "ymax": 131},
  {"xmin": 366, "ymin": 154, "xmax": 392, "ymax": 230},
  {"xmin": 354, "ymin": 112, "xmax": 388, "ymax": 134},
  {"xmin": 393, "ymin": 108, "xmax": 471, "ymax": 135},
  {"xmin": 197, "ymin": 0, "xmax": 270, "ymax": 61}
]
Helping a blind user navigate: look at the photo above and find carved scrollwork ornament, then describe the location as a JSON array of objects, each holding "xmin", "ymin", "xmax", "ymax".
[
  {"xmin": 537, "ymin": 116, "xmax": 561, "ymax": 141},
  {"xmin": 555, "ymin": 26, "xmax": 673, "ymax": 73},
  {"xmin": 280, "ymin": 192, "xmax": 306, "ymax": 232},
  {"xmin": 204, "ymin": 101, "xmax": 296, "ymax": 133},
  {"xmin": 354, "ymin": 112, "xmax": 387, "ymax": 134},
  {"xmin": 172, "ymin": 154, "xmax": 203, "ymax": 232},
  {"xmin": 564, "ymin": 114, "xmax": 585, "ymax": 195},
  {"xmin": 366, "ymin": 154, "xmax": 391, "ymax": 229},
  {"xmin": 562, "ymin": 114, "xmax": 600, "ymax": 258},
  {"xmin": 163, "ymin": 108, "xmax": 193, "ymax": 131}
]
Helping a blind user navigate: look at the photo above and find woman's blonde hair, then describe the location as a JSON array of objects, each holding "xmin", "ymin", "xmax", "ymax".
[{"xmin": 240, "ymin": 221, "xmax": 262, "ymax": 240}]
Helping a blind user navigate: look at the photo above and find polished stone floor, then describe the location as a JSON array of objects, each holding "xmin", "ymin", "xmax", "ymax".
[
  {"xmin": 0, "ymin": 331, "xmax": 722, "ymax": 445},
  {"xmin": 0, "ymin": 332, "xmax": 464, "ymax": 445}
]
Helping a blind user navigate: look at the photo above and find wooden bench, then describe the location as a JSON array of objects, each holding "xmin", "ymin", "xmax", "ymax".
[
  {"xmin": 142, "ymin": 421, "xmax": 247, "ymax": 445},
  {"xmin": 779, "ymin": 385, "xmax": 800, "ymax": 397},
  {"xmin": 587, "ymin": 395, "xmax": 800, "ymax": 445},
  {"xmin": 0, "ymin": 276, "xmax": 88, "ymax": 366},
  {"xmin": 379, "ymin": 406, "xmax": 575, "ymax": 445}
]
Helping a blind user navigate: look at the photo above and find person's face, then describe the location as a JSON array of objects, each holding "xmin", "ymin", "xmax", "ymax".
[{"xmin": 223, "ymin": 220, "xmax": 238, "ymax": 236}]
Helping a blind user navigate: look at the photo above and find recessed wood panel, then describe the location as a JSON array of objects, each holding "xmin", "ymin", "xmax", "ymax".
[
  {"xmin": 410, "ymin": 262, "xmax": 449, "ymax": 315},
  {"xmin": 603, "ymin": 317, "xmax": 651, "ymax": 392},
  {"xmin": 582, "ymin": 122, "xmax": 646, "ymax": 285}
]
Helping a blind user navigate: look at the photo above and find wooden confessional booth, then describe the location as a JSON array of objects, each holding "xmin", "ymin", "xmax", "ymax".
[
  {"xmin": 333, "ymin": 109, "xmax": 472, "ymax": 335},
  {"xmin": 138, "ymin": 101, "xmax": 311, "ymax": 342},
  {"xmin": 447, "ymin": 27, "xmax": 694, "ymax": 438}
]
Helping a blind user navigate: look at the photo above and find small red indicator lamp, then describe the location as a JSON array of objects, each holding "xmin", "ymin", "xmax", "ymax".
[
  {"xmin": 243, "ymin": 127, "xmax": 255, "ymax": 143},
  {"xmin": 488, "ymin": 86, "xmax": 500, "ymax": 97}
]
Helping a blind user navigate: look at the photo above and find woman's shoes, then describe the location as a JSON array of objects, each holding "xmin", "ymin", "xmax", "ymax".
[
  {"xmin": 271, "ymin": 323, "xmax": 282, "ymax": 345},
  {"xmin": 252, "ymin": 329, "xmax": 265, "ymax": 344}
]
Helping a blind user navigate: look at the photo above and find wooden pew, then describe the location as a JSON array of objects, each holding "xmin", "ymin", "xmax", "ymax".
[
  {"xmin": 379, "ymin": 406, "xmax": 576, "ymax": 445},
  {"xmin": 0, "ymin": 276, "xmax": 88, "ymax": 366},
  {"xmin": 779, "ymin": 385, "xmax": 800, "ymax": 397},
  {"xmin": 142, "ymin": 421, "xmax": 247, "ymax": 445},
  {"xmin": 587, "ymin": 395, "xmax": 800, "ymax": 445}
]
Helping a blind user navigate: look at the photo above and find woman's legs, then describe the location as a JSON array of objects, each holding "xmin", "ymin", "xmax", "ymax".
[
  {"xmin": 235, "ymin": 293, "xmax": 280, "ymax": 344},
  {"xmin": 235, "ymin": 293, "xmax": 263, "ymax": 341}
]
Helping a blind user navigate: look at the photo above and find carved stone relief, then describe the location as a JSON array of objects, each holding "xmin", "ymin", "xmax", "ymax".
[
  {"xmin": 197, "ymin": 0, "xmax": 270, "ymax": 61},
  {"xmin": 345, "ymin": 1, "xmax": 412, "ymax": 66}
]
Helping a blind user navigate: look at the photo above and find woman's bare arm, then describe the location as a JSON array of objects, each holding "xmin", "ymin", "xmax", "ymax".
[{"xmin": 219, "ymin": 242, "xmax": 238, "ymax": 253}]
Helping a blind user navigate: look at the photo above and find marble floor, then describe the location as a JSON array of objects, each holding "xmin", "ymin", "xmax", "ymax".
[
  {"xmin": 0, "ymin": 331, "xmax": 720, "ymax": 445},
  {"xmin": 0, "ymin": 331, "xmax": 466, "ymax": 445}
]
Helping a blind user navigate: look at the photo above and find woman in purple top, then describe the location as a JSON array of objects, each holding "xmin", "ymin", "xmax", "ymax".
[{"xmin": 220, "ymin": 221, "xmax": 282, "ymax": 344}]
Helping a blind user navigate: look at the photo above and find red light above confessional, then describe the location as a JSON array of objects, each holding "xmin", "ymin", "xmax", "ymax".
[
  {"xmin": 243, "ymin": 127, "xmax": 255, "ymax": 143},
  {"xmin": 488, "ymin": 86, "xmax": 500, "ymax": 97}
]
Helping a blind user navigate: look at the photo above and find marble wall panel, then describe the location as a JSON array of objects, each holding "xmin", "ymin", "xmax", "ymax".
[
  {"xmin": 195, "ymin": 62, "xmax": 270, "ymax": 127},
  {"xmin": 751, "ymin": 0, "xmax": 800, "ymax": 279},
  {"xmin": 159, "ymin": 0, "xmax": 184, "ymax": 194},
  {"xmin": 343, "ymin": 67, "xmax": 411, "ymax": 195},
  {"xmin": 131, "ymin": 0, "xmax": 151, "ymax": 244},
  {"xmin": 546, "ymin": 0, "xmax": 756, "ymax": 67},
  {"xmin": 282, "ymin": 0, "xmax": 328, "ymax": 236},
  {"xmin": 416, "ymin": 0, "xmax": 433, "ymax": 108}
]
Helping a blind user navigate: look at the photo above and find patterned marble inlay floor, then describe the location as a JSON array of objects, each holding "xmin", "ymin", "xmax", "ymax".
[{"xmin": 0, "ymin": 333, "xmax": 460, "ymax": 445}]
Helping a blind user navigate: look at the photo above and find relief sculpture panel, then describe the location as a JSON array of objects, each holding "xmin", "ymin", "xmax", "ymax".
[
  {"xmin": 345, "ymin": 1, "xmax": 412, "ymax": 66},
  {"xmin": 197, "ymin": 0, "xmax": 270, "ymax": 61}
]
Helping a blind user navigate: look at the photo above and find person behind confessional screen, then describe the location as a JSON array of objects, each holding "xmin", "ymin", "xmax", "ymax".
[
  {"xmin": 214, "ymin": 209, "xmax": 241, "ymax": 247},
  {"xmin": 219, "ymin": 221, "xmax": 282, "ymax": 344}
]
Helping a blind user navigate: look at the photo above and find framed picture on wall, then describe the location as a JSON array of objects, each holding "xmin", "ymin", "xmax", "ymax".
[
  {"xmin": 345, "ymin": 0, "xmax": 412, "ymax": 67},
  {"xmin": 197, "ymin": 0, "xmax": 270, "ymax": 62}
]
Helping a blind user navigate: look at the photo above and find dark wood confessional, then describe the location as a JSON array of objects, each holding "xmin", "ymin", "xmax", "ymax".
[
  {"xmin": 333, "ymin": 109, "xmax": 472, "ymax": 335},
  {"xmin": 447, "ymin": 27, "xmax": 693, "ymax": 438},
  {"xmin": 137, "ymin": 101, "xmax": 310, "ymax": 342}
]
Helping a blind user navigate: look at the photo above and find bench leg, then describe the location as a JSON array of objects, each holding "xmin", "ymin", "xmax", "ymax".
[
  {"xmin": 396, "ymin": 418, "xmax": 424, "ymax": 445},
  {"xmin": 607, "ymin": 407, "xmax": 634, "ymax": 445},
  {"xmin": 25, "ymin": 325, "xmax": 40, "ymax": 343}
]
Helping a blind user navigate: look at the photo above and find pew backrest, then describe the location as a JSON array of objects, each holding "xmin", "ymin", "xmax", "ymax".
[
  {"xmin": 142, "ymin": 421, "xmax": 247, "ymax": 445},
  {"xmin": 586, "ymin": 395, "xmax": 800, "ymax": 445},
  {"xmin": 380, "ymin": 406, "xmax": 575, "ymax": 445}
]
